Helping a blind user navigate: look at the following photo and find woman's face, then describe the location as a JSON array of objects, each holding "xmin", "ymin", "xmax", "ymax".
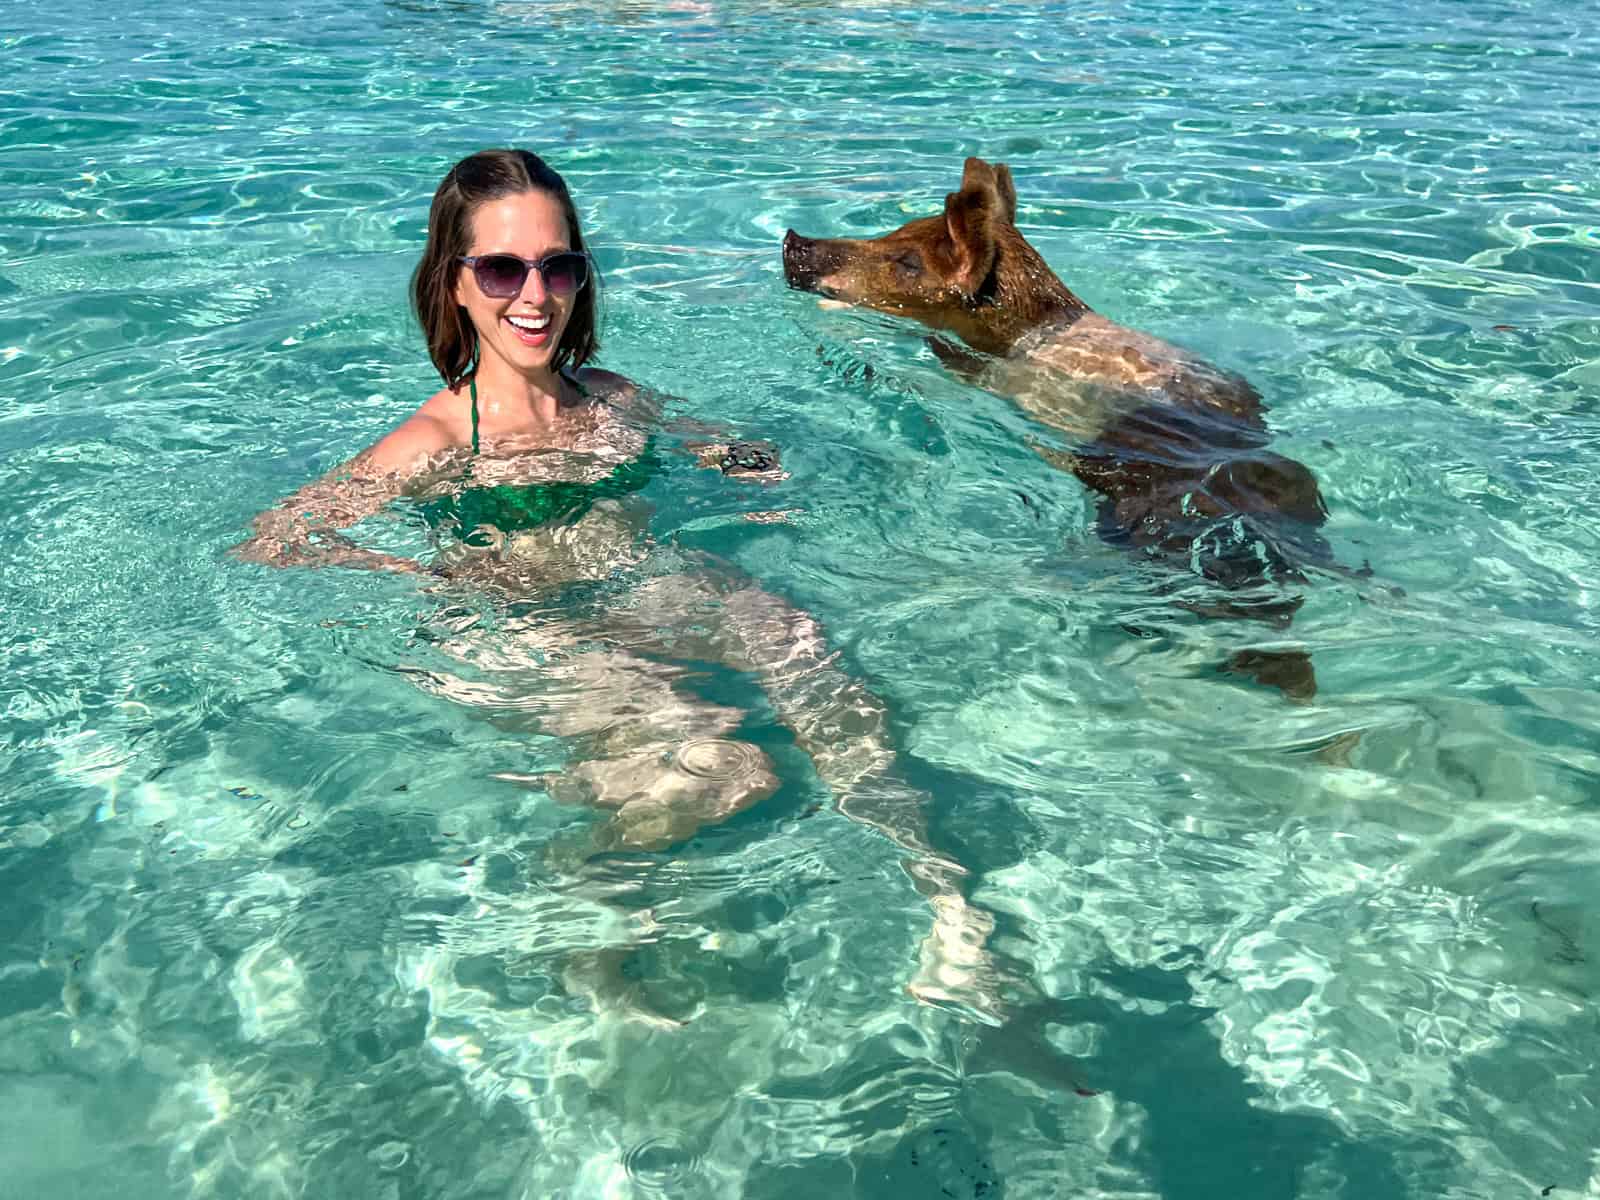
[{"xmin": 453, "ymin": 189, "xmax": 575, "ymax": 379}]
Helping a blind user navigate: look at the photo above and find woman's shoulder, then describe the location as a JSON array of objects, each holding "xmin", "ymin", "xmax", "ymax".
[
  {"xmin": 355, "ymin": 387, "xmax": 468, "ymax": 477},
  {"xmin": 573, "ymin": 366, "xmax": 637, "ymax": 402},
  {"xmin": 573, "ymin": 367, "xmax": 663, "ymax": 428}
]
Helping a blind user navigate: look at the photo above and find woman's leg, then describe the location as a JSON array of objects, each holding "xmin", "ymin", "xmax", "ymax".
[
  {"xmin": 612, "ymin": 565, "xmax": 1004, "ymax": 1021},
  {"xmin": 410, "ymin": 557, "xmax": 1002, "ymax": 1021},
  {"xmin": 411, "ymin": 619, "xmax": 781, "ymax": 853}
]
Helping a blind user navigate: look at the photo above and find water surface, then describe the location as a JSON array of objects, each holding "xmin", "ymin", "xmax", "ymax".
[{"xmin": 4, "ymin": 1, "xmax": 1600, "ymax": 1196}]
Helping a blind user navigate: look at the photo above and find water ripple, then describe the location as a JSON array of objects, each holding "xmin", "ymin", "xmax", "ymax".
[{"xmin": 5, "ymin": 0, "xmax": 1600, "ymax": 1196}]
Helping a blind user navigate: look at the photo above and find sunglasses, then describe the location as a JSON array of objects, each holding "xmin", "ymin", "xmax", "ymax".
[{"xmin": 458, "ymin": 250, "xmax": 592, "ymax": 298}]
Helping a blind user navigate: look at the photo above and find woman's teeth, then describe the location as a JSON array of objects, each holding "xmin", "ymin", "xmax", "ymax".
[{"xmin": 506, "ymin": 315, "xmax": 550, "ymax": 331}]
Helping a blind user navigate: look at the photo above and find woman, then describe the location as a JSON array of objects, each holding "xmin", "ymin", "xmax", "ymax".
[
  {"xmin": 236, "ymin": 148, "xmax": 715, "ymax": 579},
  {"xmin": 236, "ymin": 149, "xmax": 998, "ymax": 1020}
]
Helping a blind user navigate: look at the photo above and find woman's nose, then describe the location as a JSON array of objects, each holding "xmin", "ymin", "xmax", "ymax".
[{"xmin": 516, "ymin": 264, "xmax": 549, "ymax": 304}]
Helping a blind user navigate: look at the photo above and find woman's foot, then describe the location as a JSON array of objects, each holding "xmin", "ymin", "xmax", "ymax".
[{"xmin": 906, "ymin": 893, "xmax": 1006, "ymax": 1026}]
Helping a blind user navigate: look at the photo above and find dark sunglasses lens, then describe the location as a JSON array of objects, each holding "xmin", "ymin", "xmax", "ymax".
[
  {"xmin": 542, "ymin": 253, "xmax": 588, "ymax": 294},
  {"xmin": 474, "ymin": 255, "xmax": 528, "ymax": 297}
]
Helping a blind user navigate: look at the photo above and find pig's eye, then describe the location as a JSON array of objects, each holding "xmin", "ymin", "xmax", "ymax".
[{"xmin": 893, "ymin": 250, "xmax": 924, "ymax": 275}]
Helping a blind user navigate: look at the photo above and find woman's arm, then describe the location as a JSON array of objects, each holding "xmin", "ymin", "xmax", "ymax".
[
  {"xmin": 582, "ymin": 368, "xmax": 785, "ymax": 481},
  {"xmin": 231, "ymin": 467, "xmax": 418, "ymax": 572},
  {"xmin": 231, "ymin": 410, "xmax": 456, "ymax": 571}
]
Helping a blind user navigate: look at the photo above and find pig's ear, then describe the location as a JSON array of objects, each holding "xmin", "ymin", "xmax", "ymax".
[
  {"xmin": 960, "ymin": 157, "xmax": 1017, "ymax": 224},
  {"xmin": 944, "ymin": 159, "xmax": 1005, "ymax": 296},
  {"xmin": 993, "ymin": 163, "xmax": 1018, "ymax": 224}
]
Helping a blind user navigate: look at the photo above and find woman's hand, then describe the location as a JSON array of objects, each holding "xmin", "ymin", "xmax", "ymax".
[{"xmin": 692, "ymin": 440, "xmax": 786, "ymax": 481}]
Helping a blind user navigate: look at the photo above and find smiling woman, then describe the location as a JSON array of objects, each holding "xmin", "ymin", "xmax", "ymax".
[{"xmin": 234, "ymin": 148, "xmax": 630, "ymax": 567}]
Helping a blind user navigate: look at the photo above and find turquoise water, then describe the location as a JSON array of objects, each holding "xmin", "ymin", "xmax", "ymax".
[{"xmin": 5, "ymin": 0, "xmax": 1600, "ymax": 1195}]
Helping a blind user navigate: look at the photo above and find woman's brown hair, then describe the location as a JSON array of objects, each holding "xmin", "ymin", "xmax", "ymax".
[{"xmin": 411, "ymin": 149, "xmax": 600, "ymax": 390}]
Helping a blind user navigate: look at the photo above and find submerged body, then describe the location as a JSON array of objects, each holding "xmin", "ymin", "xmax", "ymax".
[{"xmin": 782, "ymin": 157, "xmax": 1338, "ymax": 698}]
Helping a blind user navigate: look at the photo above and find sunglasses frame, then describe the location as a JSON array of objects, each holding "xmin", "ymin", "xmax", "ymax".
[{"xmin": 458, "ymin": 250, "xmax": 593, "ymax": 298}]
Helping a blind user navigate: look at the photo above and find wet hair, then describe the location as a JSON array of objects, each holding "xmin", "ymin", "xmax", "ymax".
[{"xmin": 411, "ymin": 149, "xmax": 600, "ymax": 390}]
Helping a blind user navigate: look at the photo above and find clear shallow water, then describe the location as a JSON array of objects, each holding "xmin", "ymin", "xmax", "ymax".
[{"xmin": 4, "ymin": 0, "xmax": 1600, "ymax": 1196}]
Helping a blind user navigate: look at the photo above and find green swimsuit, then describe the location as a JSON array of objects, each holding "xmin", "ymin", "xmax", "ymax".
[{"xmin": 417, "ymin": 374, "xmax": 659, "ymax": 542}]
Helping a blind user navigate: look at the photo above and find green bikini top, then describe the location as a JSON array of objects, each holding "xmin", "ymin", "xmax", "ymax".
[{"xmin": 417, "ymin": 373, "xmax": 659, "ymax": 541}]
